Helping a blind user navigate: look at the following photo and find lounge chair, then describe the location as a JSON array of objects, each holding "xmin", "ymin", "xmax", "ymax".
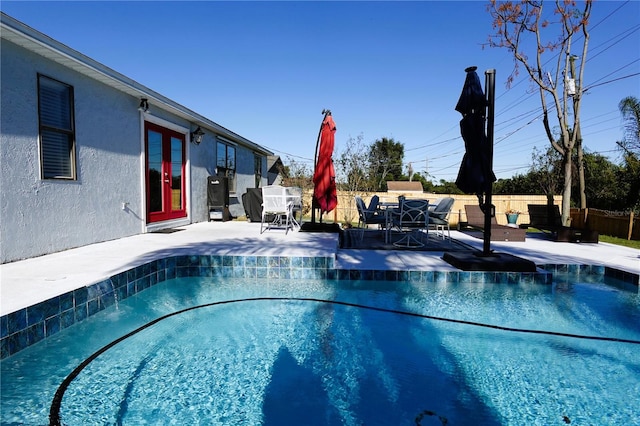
[
  {"xmin": 525, "ymin": 204, "xmax": 598, "ymax": 243},
  {"xmin": 462, "ymin": 204, "xmax": 526, "ymax": 242}
]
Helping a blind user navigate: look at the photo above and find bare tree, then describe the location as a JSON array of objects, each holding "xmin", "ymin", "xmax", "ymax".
[
  {"xmin": 487, "ymin": 0, "xmax": 592, "ymax": 225},
  {"xmin": 335, "ymin": 134, "xmax": 371, "ymax": 225},
  {"xmin": 280, "ymin": 157, "xmax": 313, "ymax": 216}
]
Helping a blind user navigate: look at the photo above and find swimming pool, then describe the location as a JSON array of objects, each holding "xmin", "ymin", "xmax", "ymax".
[{"xmin": 2, "ymin": 265, "xmax": 638, "ymax": 425}]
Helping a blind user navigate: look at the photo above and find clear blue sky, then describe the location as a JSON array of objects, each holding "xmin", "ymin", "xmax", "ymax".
[{"xmin": 3, "ymin": 1, "xmax": 639, "ymax": 182}]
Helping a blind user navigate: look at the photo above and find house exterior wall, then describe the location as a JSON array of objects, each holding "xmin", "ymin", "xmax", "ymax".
[
  {"xmin": 1, "ymin": 32, "xmax": 271, "ymax": 263},
  {"xmin": 230, "ymin": 144, "xmax": 259, "ymax": 217},
  {"xmin": 1, "ymin": 39, "xmax": 144, "ymax": 262}
]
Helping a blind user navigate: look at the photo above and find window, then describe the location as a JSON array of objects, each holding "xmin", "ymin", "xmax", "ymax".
[
  {"xmin": 38, "ymin": 75, "xmax": 76, "ymax": 179},
  {"xmin": 254, "ymin": 155, "xmax": 262, "ymax": 188},
  {"xmin": 217, "ymin": 141, "xmax": 236, "ymax": 192}
]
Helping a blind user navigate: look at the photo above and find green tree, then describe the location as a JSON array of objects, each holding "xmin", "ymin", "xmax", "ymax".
[
  {"xmin": 618, "ymin": 96, "xmax": 640, "ymax": 211},
  {"xmin": 368, "ymin": 137, "xmax": 404, "ymax": 191},
  {"xmin": 493, "ymin": 146, "xmax": 562, "ymax": 196},
  {"xmin": 574, "ymin": 152, "xmax": 625, "ymax": 210},
  {"xmin": 487, "ymin": 0, "xmax": 593, "ymax": 225},
  {"xmin": 433, "ymin": 179, "xmax": 464, "ymax": 195},
  {"xmin": 620, "ymin": 153, "xmax": 640, "ymax": 211},
  {"xmin": 493, "ymin": 173, "xmax": 541, "ymax": 195},
  {"xmin": 618, "ymin": 96, "xmax": 640, "ymax": 155},
  {"xmin": 411, "ymin": 172, "xmax": 434, "ymax": 192},
  {"xmin": 530, "ymin": 146, "xmax": 563, "ymax": 197}
]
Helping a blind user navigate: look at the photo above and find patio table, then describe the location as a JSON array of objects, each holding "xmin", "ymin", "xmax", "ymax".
[{"xmin": 379, "ymin": 202, "xmax": 399, "ymax": 243}]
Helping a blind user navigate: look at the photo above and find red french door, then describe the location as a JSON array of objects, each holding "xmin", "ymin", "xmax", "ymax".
[{"xmin": 145, "ymin": 121, "xmax": 186, "ymax": 223}]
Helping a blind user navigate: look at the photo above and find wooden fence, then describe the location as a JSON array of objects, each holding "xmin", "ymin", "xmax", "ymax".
[
  {"xmin": 309, "ymin": 191, "xmax": 556, "ymax": 227},
  {"xmin": 297, "ymin": 190, "xmax": 638, "ymax": 240},
  {"xmin": 571, "ymin": 208, "xmax": 638, "ymax": 240}
]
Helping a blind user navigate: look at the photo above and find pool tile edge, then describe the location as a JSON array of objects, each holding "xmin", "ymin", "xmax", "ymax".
[{"xmin": 1, "ymin": 257, "xmax": 637, "ymax": 360}]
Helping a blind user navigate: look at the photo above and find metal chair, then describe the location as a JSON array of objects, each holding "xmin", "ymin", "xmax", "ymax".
[
  {"xmin": 390, "ymin": 199, "xmax": 430, "ymax": 248},
  {"xmin": 428, "ymin": 197, "xmax": 455, "ymax": 240},
  {"xmin": 286, "ymin": 186, "xmax": 303, "ymax": 230},
  {"xmin": 355, "ymin": 196, "xmax": 386, "ymax": 240},
  {"xmin": 260, "ymin": 185, "xmax": 295, "ymax": 234}
]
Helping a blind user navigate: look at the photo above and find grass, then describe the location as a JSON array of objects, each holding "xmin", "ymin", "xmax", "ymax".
[{"xmin": 599, "ymin": 234, "xmax": 640, "ymax": 249}]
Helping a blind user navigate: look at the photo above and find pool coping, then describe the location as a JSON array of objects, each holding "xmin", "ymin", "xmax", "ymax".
[{"xmin": 1, "ymin": 254, "xmax": 637, "ymax": 360}]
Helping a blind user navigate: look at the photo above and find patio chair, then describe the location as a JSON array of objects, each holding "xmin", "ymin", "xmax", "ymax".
[
  {"xmin": 355, "ymin": 196, "xmax": 386, "ymax": 240},
  {"xmin": 286, "ymin": 186, "xmax": 303, "ymax": 230},
  {"xmin": 260, "ymin": 185, "xmax": 295, "ymax": 234},
  {"xmin": 428, "ymin": 197, "xmax": 443, "ymax": 213},
  {"xmin": 428, "ymin": 197, "xmax": 455, "ymax": 240},
  {"xmin": 389, "ymin": 198, "xmax": 430, "ymax": 248}
]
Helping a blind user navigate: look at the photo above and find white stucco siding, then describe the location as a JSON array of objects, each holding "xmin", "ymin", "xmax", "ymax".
[
  {"xmin": 1, "ymin": 17, "xmax": 274, "ymax": 262},
  {"xmin": 1, "ymin": 39, "xmax": 143, "ymax": 262},
  {"xmin": 188, "ymin": 132, "xmax": 215, "ymax": 222},
  {"xmin": 230, "ymin": 147, "xmax": 258, "ymax": 217}
]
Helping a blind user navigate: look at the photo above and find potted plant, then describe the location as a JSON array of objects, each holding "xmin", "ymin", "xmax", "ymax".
[{"xmin": 505, "ymin": 208, "xmax": 520, "ymax": 225}]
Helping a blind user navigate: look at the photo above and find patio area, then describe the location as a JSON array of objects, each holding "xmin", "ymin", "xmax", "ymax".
[{"xmin": 1, "ymin": 220, "xmax": 639, "ymax": 316}]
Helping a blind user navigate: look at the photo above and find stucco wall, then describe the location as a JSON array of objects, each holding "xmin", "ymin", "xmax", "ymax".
[
  {"xmin": 188, "ymin": 132, "xmax": 213, "ymax": 222},
  {"xmin": 1, "ymin": 37, "xmax": 270, "ymax": 262},
  {"xmin": 229, "ymin": 145, "xmax": 258, "ymax": 217},
  {"xmin": 1, "ymin": 40, "xmax": 147, "ymax": 262}
]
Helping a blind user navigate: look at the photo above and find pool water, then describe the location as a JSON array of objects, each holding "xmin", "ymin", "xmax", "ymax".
[{"xmin": 2, "ymin": 274, "xmax": 639, "ymax": 425}]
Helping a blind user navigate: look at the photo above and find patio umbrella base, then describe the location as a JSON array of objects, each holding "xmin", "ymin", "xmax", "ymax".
[
  {"xmin": 443, "ymin": 251, "xmax": 536, "ymax": 272},
  {"xmin": 300, "ymin": 222, "xmax": 341, "ymax": 233}
]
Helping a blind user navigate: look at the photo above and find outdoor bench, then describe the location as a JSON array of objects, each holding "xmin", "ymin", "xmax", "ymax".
[
  {"xmin": 460, "ymin": 204, "xmax": 526, "ymax": 242},
  {"xmin": 523, "ymin": 204, "xmax": 598, "ymax": 243}
]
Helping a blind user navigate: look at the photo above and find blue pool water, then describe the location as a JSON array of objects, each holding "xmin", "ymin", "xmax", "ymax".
[{"xmin": 1, "ymin": 273, "xmax": 639, "ymax": 425}]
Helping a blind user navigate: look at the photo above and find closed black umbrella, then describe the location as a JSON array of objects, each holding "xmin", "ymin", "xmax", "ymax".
[
  {"xmin": 454, "ymin": 66, "xmax": 496, "ymax": 201},
  {"xmin": 455, "ymin": 66, "xmax": 497, "ymax": 256}
]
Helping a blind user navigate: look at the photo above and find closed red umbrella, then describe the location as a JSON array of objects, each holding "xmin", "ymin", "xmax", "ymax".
[{"xmin": 312, "ymin": 111, "xmax": 338, "ymax": 220}]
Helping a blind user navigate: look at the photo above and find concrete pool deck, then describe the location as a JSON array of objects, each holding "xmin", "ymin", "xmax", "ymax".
[{"xmin": 1, "ymin": 221, "xmax": 639, "ymax": 315}]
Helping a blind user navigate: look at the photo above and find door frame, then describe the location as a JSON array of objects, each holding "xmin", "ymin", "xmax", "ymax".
[{"xmin": 140, "ymin": 114, "xmax": 191, "ymax": 232}]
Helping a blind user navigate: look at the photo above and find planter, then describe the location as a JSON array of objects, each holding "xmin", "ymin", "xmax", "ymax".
[{"xmin": 506, "ymin": 213, "xmax": 519, "ymax": 225}]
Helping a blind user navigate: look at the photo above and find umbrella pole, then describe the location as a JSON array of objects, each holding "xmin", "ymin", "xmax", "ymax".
[
  {"xmin": 482, "ymin": 69, "xmax": 496, "ymax": 256},
  {"xmin": 312, "ymin": 109, "xmax": 331, "ymax": 224}
]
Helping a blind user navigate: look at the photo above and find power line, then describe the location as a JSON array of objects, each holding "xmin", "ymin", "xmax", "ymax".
[{"xmin": 585, "ymin": 72, "xmax": 640, "ymax": 92}]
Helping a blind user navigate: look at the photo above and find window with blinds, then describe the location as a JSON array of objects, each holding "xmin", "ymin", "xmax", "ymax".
[{"xmin": 38, "ymin": 75, "xmax": 76, "ymax": 179}]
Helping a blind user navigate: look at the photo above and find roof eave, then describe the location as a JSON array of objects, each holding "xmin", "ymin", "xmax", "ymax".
[{"xmin": 0, "ymin": 12, "xmax": 273, "ymax": 156}]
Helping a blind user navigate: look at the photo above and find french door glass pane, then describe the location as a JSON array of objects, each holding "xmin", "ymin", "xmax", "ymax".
[
  {"xmin": 148, "ymin": 130, "xmax": 163, "ymax": 213},
  {"xmin": 170, "ymin": 137, "xmax": 182, "ymax": 211}
]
